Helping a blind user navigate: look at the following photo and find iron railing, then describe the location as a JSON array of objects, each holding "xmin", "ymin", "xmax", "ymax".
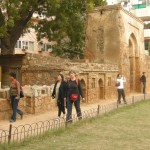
[{"xmin": 0, "ymin": 93, "xmax": 149, "ymax": 144}]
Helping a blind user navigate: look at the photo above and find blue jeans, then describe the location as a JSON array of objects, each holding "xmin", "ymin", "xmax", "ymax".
[
  {"xmin": 11, "ymin": 96, "xmax": 23, "ymax": 121},
  {"xmin": 66, "ymin": 98, "xmax": 82, "ymax": 122}
]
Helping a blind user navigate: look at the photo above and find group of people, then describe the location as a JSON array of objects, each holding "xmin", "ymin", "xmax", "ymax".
[
  {"xmin": 8, "ymin": 70, "xmax": 147, "ymax": 123},
  {"xmin": 8, "ymin": 70, "xmax": 85, "ymax": 123},
  {"xmin": 52, "ymin": 70, "xmax": 85, "ymax": 122},
  {"xmin": 116, "ymin": 72, "xmax": 147, "ymax": 105}
]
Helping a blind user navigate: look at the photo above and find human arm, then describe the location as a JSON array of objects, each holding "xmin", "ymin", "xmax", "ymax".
[
  {"xmin": 122, "ymin": 76, "xmax": 126, "ymax": 82},
  {"xmin": 78, "ymin": 80, "xmax": 84, "ymax": 100},
  {"xmin": 52, "ymin": 82, "xmax": 57, "ymax": 99},
  {"xmin": 16, "ymin": 81, "xmax": 20, "ymax": 100}
]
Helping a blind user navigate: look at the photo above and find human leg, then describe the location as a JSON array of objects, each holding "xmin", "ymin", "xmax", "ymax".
[
  {"xmin": 66, "ymin": 99, "xmax": 73, "ymax": 122},
  {"xmin": 11, "ymin": 96, "xmax": 18, "ymax": 121},
  {"xmin": 74, "ymin": 100, "xmax": 82, "ymax": 120},
  {"xmin": 121, "ymin": 89, "xmax": 127, "ymax": 104},
  {"xmin": 117, "ymin": 89, "xmax": 121, "ymax": 104}
]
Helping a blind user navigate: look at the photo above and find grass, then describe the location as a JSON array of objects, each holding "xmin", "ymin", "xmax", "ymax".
[{"xmin": 1, "ymin": 100, "xmax": 150, "ymax": 150}]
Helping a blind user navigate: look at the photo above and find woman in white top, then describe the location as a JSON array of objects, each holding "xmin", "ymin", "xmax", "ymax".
[{"xmin": 116, "ymin": 74, "xmax": 127, "ymax": 104}]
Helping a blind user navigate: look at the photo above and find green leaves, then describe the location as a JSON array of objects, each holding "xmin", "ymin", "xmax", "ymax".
[{"xmin": 0, "ymin": 0, "xmax": 106, "ymax": 56}]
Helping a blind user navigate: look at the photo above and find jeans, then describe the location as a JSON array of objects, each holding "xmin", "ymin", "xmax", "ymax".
[
  {"xmin": 66, "ymin": 98, "xmax": 82, "ymax": 122},
  {"xmin": 143, "ymin": 82, "xmax": 146, "ymax": 94},
  {"xmin": 11, "ymin": 96, "xmax": 23, "ymax": 121},
  {"xmin": 117, "ymin": 89, "xmax": 126, "ymax": 104}
]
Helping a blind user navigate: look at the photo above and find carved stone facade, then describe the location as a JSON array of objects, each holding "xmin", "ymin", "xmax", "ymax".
[{"xmin": 85, "ymin": 5, "xmax": 150, "ymax": 94}]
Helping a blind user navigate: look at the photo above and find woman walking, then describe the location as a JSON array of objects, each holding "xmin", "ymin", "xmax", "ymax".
[
  {"xmin": 66, "ymin": 70, "xmax": 85, "ymax": 122},
  {"xmin": 9, "ymin": 72, "xmax": 23, "ymax": 122},
  {"xmin": 52, "ymin": 74, "xmax": 67, "ymax": 119}
]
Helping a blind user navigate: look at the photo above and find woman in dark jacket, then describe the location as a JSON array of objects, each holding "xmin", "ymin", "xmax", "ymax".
[
  {"xmin": 66, "ymin": 70, "xmax": 85, "ymax": 122},
  {"xmin": 52, "ymin": 74, "xmax": 67, "ymax": 119}
]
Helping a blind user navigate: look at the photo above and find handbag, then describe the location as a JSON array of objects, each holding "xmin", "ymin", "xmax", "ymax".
[
  {"xmin": 70, "ymin": 94, "xmax": 78, "ymax": 102},
  {"xmin": 20, "ymin": 90, "xmax": 24, "ymax": 98},
  {"xmin": 115, "ymin": 82, "xmax": 120, "ymax": 87}
]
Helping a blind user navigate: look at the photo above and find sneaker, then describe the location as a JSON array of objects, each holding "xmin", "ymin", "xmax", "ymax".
[
  {"xmin": 63, "ymin": 114, "xmax": 66, "ymax": 119},
  {"xmin": 55, "ymin": 117, "xmax": 60, "ymax": 120},
  {"xmin": 10, "ymin": 119, "xmax": 15, "ymax": 123},
  {"xmin": 20, "ymin": 114, "xmax": 23, "ymax": 119}
]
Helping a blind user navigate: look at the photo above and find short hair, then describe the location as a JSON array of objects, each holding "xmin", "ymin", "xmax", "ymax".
[{"xmin": 9, "ymin": 72, "xmax": 16, "ymax": 78}]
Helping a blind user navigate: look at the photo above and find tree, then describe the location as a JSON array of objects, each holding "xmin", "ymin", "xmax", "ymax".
[{"xmin": 0, "ymin": 0, "xmax": 106, "ymax": 56}]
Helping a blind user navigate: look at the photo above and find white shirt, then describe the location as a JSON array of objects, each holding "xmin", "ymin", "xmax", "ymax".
[{"xmin": 117, "ymin": 77, "xmax": 126, "ymax": 89}]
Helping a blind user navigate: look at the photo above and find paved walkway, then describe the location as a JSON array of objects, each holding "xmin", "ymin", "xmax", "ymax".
[{"xmin": 0, "ymin": 93, "xmax": 145, "ymax": 131}]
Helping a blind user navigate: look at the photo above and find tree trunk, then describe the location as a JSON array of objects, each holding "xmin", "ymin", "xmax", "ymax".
[
  {"xmin": 0, "ymin": 10, "xmax": 34, "ymax": 55},
  {"xmin": 1, "ymin": 37, "xmax": 14, "ymax": 55}
]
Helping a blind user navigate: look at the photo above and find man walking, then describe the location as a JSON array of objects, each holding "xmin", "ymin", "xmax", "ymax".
[{"xmin": 140, "ymin": 72, "xmax": 146, "ymax": 94}]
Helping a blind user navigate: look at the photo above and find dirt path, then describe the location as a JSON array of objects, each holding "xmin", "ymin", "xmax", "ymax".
[{"xmin": 0, "ymin": 93, "xmax": 144, "ymax": 131}]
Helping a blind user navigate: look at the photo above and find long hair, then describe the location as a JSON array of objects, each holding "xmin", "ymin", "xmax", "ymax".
[
  {"xmin": 117, "ymin": 74, "xmax": 120, "ymax": 78},
  {"xmin": 59, "ymin": 73, "xmax": 64, "ymax": 81}
]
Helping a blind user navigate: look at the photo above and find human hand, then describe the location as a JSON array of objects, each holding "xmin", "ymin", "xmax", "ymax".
[
  {"xmin": 15, "ymin": 96, "xmax": 20, "ymax": 100},
  {"xmin": 82, "ymin": 98, "xmax": 85, "ymax": 102},
  {"xmin": 52, "ymin": 96, "xmax": 55, "ymax": 99}
]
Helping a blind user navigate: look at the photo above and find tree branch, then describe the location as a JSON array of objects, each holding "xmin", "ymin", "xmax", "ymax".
[{"xmin": 0, "ymin": 8, "xmax": 5, "ymax": 27}]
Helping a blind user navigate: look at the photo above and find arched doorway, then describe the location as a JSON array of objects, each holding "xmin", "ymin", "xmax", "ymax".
[
  {"xmin": 80, "ymin": 79, "xmax": 87, "ymax": 100},
  {"xmin": 99, "ymin": 78, "xmax": 104, "ymax": 99},
  {"xmin": 129, "ymin": 33, "xmax": 140, "ymax": 92}
]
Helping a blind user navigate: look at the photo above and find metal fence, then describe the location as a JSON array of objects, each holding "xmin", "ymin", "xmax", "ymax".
[{"xmin": 0, "ymin": 93, "xmax": 149, "ymax": 144}]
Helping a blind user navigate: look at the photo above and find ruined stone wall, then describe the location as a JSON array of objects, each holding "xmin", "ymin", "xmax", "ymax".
[
  {"xmin": 143, "ymin": 56, "xmax": 150, "ymax": 93},
  {"xmin": 21, "ymin": 54, "xmax": 66, "ymax": 86},
  {"xmin": 85, "ymin": 5, "xmax": 145, "ymax": 94}
]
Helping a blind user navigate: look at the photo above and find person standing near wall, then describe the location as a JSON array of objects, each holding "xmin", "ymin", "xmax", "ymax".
[
  {"xmin": 9, "ymin": 72, "xmax": 23, "ymax": 122},
  {"xmin": 116, "ymin": 74, "xmax": 127, "ymax": 104},
  {"xmin": 52, "ymin": 74, "xmax": 67, "ymax": 119},
  {"xmin": 140, "ymin": 72, "xmax": 146, "ymax": 94},
  {"xmin": 66, "ymin": 70, "xmax": 85, "ymax": 122}
]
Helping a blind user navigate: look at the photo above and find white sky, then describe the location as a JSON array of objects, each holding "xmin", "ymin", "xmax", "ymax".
[
  {"xmin": 107, "ymin": 0, "xmax": 117, "ymax": 5},
  {"xmin": 107, "ymin": 0, "xmax": 141, "ymax": 5}
]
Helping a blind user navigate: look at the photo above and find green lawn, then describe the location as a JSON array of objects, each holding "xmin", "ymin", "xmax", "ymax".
[{"xmin": 1, "ymin": 100, "xmax": 150, "ymax": 150}]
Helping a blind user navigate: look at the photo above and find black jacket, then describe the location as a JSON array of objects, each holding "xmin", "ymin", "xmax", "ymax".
[
  {"xmin": 140, "ymin": 75, "xmax": 146, "ymax": 83},
  {"xmin": 66, "ymin": 79, "xmax": 84, "ymax": 100},
  {"xmin": 52, "ymin": 81, "xmax": 67, "ymax": 104}
]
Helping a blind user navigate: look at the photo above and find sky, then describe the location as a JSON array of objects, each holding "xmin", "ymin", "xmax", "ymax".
[
  {"xmin": 106, "ymin": 0, "xmax": 141, "ymax": 5},
  {"xmin": 107, "ymin": 0, "xmax": 117, "ymax": 5}
]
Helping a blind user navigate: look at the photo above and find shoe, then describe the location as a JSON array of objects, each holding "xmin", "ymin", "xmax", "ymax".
[
  {"xmin": 55, "ymin": 117, "xmax": 60, "ymax": 120},
  {"xmin": 10, "ymin": 119, "xmax": 15, "ymax": 123},
  {"xmin": 20, "ymin": 114, "xmax": 23, "ymax": 119},
  {"xmin": 63, "ymin": 114, "xmax": 66, "ymax": 119}
]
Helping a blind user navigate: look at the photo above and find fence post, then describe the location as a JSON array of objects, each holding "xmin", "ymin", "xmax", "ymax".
[
  {"xmin": 97, "ymin": 105, "xmax": 100, "ymax": 115},
  {"xmin": 132, "ymin": 96, "xmax": 134, "ymax": 104},
  {"xmin": 8, "ymin": 124, "xmax": 12, "ymax": 144}
]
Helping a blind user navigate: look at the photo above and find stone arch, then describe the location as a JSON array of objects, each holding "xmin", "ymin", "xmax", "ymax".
[
  {"xmin": 80, "ymin": 79, "xmax": 87, "ymax": 100},
  {"xmin": 129, "ymin": 33, "xmax": 140, "ymax": 92},
  {"xmin": 98, "ymin": 78, "xmax": 104, "ymax": 99}
]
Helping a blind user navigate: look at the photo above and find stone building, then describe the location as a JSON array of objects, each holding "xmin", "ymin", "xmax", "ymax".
[
  {"xmin": 85, "ymin": 5, "xmax": 150, "ymax": 94},
  {"xmin": 0, "ymin": 5, "xmax": 150, "ymax": 120}
]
